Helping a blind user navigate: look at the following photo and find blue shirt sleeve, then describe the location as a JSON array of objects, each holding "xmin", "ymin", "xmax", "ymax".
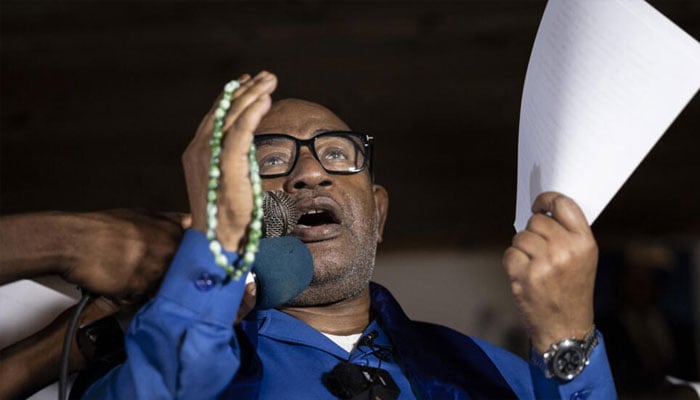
[
  {"xmin": 474, "ymin": 333, "xmax": 617, "ymax": 400},
  {"xmin": 82, "ymin": 229, "xmax": 247, "ymax": 400},
  {"xmin": 530, "ymin": 333, "xmax": 617, "ymax": 400}
]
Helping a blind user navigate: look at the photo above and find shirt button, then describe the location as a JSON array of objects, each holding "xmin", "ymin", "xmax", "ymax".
[{"xmin": 195, "ymin": 272, "xmax": 218, "ymax": 291}]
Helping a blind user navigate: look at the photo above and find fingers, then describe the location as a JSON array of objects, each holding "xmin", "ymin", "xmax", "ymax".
[
  {"xmin": 511, "ymin": 230, "xmax": 547, "ymax": 260},
  {"xmin": 222, "ymin": 72, "xmax": 276, "ymax": 132},
  {"xmin": 159, "ymin": 212, "xmax": 192, "ymax": 230},
  {"xmin": 206, "ymin": 74, "xmax": 251, "ymax": 111},
  {"xmin": 531, "ymin": 192, "xmax": 590, "ymax": 234},
  {"xmin": 208, "ymin": 72, "xmax": 277, "ymax": 153},
  {"xmin": 502, "ymin": 246, "xmax": 529, "ymax": 282},
  {"xmin": 510, "ymin": 213, "xmax": 562, "ymax": 262},
  {"xmin": 221, "ymin": 93, "xmax": 274, "ymax": 160},
  {"xmin": 91, "ymin": 297, "xmax": 120, "ymax": 315},
  {"xmin": 524, "ymin": 212, "xmax": 566, "ymax": 241},
  {"xmin": 190, "ymin": 71, "xmax": 274, "ymax": 146},
  {"xmin": 180, "ymin": 214, "xmax": 193, "ymax": 229}
]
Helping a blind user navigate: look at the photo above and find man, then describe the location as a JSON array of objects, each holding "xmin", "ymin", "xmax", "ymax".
[{"xmin": 1, "ymin": 71, "xmax": 616, "ymax": 398}]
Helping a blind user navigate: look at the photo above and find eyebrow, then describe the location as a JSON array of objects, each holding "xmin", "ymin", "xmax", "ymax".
[
  {"xmin": 254, "ymin": 136, "xmax": 278, "ymax": 145},
  {"xmin": 313, "ymin": 128, "xmax": 340, "ymax": 135},
  {"xmin": 256, "ymin": 128, "xmax": 347, "ymax": 136}
]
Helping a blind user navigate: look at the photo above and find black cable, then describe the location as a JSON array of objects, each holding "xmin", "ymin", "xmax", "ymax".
[{"xmin": 59, "ymin": 292, "xmax": 91, "ymax": 400}]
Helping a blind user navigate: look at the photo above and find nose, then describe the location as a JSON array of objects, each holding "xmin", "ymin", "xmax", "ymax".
[{"xmin": 284, "ymin": 147, "xmax": 333, "ymax": 191}]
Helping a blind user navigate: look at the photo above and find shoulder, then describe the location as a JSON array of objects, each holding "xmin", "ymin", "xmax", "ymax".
[
  {"xmin": 410, "ymin": 321, "xmax": 535, "ymax": 398},
  {"xmin": 409, "ymin": 320, "xmax": 530, "ymax": 375}
]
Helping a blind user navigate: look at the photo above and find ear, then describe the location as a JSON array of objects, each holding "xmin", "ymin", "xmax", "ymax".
[{"xmin": 372, "ymin": 184, "xmax": 389, "ymax": 243}]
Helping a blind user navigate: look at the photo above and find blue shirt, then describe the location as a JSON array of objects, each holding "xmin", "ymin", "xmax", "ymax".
[{"xmin": 83, "ymin": 229, "xmax": 617, "ymax": 399}]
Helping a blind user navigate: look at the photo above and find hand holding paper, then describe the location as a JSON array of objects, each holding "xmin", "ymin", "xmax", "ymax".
[{"xmin": 515, "ymin": 0, "xmax": 700, "ymax": 231}]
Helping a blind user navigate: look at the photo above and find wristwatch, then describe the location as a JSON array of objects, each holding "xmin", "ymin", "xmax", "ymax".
[{"xmin": 529, "ymin": 325, "xmax": 599, "ymax": 381}]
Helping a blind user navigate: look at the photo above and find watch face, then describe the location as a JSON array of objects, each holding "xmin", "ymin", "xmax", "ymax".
[{"xmin": 550, "ymin": 340, "xmax": 586, "ymax": 380}]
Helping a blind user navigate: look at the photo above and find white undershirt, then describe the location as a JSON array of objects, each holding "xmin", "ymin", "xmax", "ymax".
[
  {"xmin": 249, "ymin": 272, "xmax": 363, "ymax": 353},
  {"xmin": 322, "ymin": 332, "xmax": 363, "ymax": 353}
]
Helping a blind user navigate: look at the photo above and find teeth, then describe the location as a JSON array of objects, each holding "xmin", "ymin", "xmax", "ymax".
[{"xmin": 306, "ymin": 209, "xmax": 322, "ymax": 215}]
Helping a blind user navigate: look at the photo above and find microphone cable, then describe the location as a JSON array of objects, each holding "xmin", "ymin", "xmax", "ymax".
[{"xmin": 59, "ymin": 291, "xmax": 92, "ymax": 400}]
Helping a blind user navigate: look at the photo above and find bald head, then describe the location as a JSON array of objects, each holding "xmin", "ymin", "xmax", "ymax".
[{"xmin": 255, "ymin": 99, "xmax": 351, "ymax": 138}]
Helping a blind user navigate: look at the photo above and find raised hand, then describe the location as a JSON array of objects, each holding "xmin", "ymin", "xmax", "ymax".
[
  {"xmin": 502, "ymin": 192, "xmax": 598, "ymax": 353},
  {"xmin": 182, "ymin": 71, "xmax": 277, "ymax": 252}
]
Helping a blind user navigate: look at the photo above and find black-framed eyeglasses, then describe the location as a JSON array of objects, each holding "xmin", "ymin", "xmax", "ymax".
[{"xmin": 253, "ymin": 131, "xmax": 373, "ymax": 178}]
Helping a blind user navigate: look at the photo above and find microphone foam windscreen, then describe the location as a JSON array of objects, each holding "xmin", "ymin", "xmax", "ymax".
[{"xmin": 254, "ymin": 236, "xmax": 314, "ymax": 309}]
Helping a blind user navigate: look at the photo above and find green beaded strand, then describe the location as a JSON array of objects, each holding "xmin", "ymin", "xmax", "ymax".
[{"xmin": 206, "ymin": 79, "xmax": 264, "ymax": 280}]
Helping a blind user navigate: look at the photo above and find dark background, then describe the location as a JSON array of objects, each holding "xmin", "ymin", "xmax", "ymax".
[
  {"xmin": 3, "ymin": 1, "xmax": 700, "ymax": 397},
  {"xmin": 1, "ymin": 1, "xmax": 699, "ymax": 249}
]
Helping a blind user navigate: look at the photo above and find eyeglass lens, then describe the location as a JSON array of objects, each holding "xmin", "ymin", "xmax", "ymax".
[{"xmin": 255, "ymin": 133, "xmax": 366, "ymax": 177}]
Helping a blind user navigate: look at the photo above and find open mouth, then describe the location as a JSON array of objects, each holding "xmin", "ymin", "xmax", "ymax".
[
  {"xmin": 293, "ymin": 196, "xmax": 343, "ymax": 238},
  {"xmin": 297, "ymin": 209, "xmax": 340, "ymax": 227}
]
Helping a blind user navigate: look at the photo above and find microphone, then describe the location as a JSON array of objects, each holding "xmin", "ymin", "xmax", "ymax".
[
  {"xmin": 322, "ymin": 331, "xmax": 400, "ymax": 399},
  {"xmin": 322, "ymin": 362, "xmax": 400, "ymax": 399},
  {"xmin": 262, "ymin": 190, "xmax": 300, "ymax": 238},
  {"xmin": 254, "ymin": 235, "xmax": 313, "ymax": 309},
  {"xmin": 255, "ymin": 190, "xmax": 312, "ymax": 309}
]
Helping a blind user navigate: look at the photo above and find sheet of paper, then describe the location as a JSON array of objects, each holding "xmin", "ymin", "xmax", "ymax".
[
  {"xmin": 0, "ymin": 279, "xmax": 76, "ymax": 348},
  {"xmin": 0, "ymin": 280, "xmax": 80, "ymax": 399},
  {"xmin": 515, "ymin": 0, "xmax": 700, "ymax": 231}
]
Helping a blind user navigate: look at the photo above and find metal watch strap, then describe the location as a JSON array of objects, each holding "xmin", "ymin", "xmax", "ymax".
[{"xmin": 528, "ymin": 325, "xmax": 599, "ymax": 381}]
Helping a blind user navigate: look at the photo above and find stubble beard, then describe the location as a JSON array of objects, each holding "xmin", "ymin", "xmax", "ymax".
[{"xmin": 284, "ymin": 217, "xmax": 378, "ymax": 307}]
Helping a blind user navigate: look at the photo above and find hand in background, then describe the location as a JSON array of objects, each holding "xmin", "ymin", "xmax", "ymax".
[
  {"xmin": 0, "ymin": 297, "xmax": 120, "ymax": 400},
  {"xmin": 61, "ymin": 209, "xmax": 189, "ymax": 304},
  {"xmin": 0, "ymin": 209, "xmax": 189, "ymax": 305}
]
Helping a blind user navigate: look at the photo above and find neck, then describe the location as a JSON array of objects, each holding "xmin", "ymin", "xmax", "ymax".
[{"xmin": 280, "ymin": 287, "xmax": 371, "ymax": 335}]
